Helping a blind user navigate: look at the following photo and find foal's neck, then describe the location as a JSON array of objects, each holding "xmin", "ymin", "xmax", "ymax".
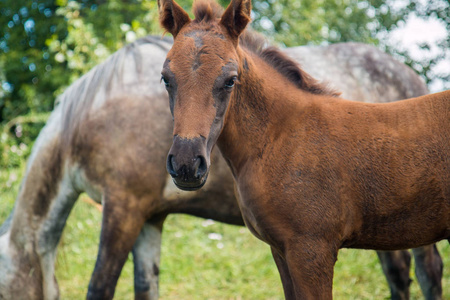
[{"xmin": 218, "ymin": 50, "xmax": 319, "ymax": 176}]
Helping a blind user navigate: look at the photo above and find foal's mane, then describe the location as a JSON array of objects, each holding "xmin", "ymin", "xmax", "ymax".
[{"xmin": 192, "ymin": 0, "xmax": 339, "ymax": 97}]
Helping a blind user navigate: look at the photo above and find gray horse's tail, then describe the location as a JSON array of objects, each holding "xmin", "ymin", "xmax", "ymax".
[{"xmin": 0, "ymin": 206, "xmax": 15, "ymax": 236}]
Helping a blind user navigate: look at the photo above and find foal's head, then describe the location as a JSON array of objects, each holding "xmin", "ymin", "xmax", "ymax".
[{"xmin": 159, "ymin": 0, "xmax": 251, "ymax": 190}]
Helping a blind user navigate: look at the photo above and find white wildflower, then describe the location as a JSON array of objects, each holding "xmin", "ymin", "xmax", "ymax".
[
  {"xmin": 202, "ymin": 219, "xmax": 215, "ymax": 227},
  {"xmin": 208, "ymin": 233, "xmax": 222, "ymax": 240}
]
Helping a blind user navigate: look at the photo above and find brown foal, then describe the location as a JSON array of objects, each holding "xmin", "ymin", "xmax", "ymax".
[{"xmin": 159, "ymin": 0, "xmax": 450, "ymax": 298}]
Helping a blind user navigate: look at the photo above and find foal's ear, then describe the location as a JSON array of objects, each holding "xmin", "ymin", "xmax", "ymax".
[
  {"xmin": 220, "ymin": 0, "xmax": 252, "ymax": 42},
  {"xmin": 158, "ymin": 0, "xmax": 191, "ymax": 38}
]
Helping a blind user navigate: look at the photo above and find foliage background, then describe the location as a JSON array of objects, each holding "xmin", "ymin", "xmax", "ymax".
[{"xmin": 1, "ymin": 0, "xmax": 450, "ymax": 298}]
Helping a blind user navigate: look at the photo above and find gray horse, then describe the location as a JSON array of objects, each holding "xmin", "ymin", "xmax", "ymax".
[{"xmin": 0, "ymin": 36, "xmax": 442, "ymax": 299}]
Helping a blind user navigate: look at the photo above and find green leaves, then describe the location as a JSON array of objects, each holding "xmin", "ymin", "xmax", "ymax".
[{"xmin": 251, "ymin": 0, "xmax": 394, "ymax": 47}]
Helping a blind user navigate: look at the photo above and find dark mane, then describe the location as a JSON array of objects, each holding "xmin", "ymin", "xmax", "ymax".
[
  {"xmin": 259, "ymin": 46, "xmax": 340, "ymax": 96},
  {"xmin": 239, "ymin": 31, "xmax": 340, "ymax": 97}
]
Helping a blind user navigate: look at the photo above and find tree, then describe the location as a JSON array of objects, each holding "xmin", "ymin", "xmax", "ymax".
[
  {"xmin": 0, "ymin": 0, "xmax": 67, "ymax": 123},
  {"xmin": 391, "ymin": 0, "xmax": 450, "ymax": 91},
  {"xmin": 251, "ymin": 0, "xmax": 402, "ymax": 47}
]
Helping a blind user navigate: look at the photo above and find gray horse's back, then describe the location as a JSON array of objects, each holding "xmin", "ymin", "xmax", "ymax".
[{"xmin": 285, "ymin": 42, "xmax": 428, "ymax": 101}]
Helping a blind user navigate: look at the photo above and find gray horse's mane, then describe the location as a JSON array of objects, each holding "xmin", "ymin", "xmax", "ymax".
[{"xmin": 58, "ymin": 36, "xmax": 172, "ymax": 139}]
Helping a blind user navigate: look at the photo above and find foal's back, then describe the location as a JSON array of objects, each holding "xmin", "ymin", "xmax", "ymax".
[{"xmin": 270, "ymin": 90, "xmax": 450, "ymax": 250}]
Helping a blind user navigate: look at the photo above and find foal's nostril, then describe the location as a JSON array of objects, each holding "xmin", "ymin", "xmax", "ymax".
[
  {"xmin": 195, "ymin": 156, "xmax": 207, "ymax": 178},
  {"xmin": 167, "ymin": 155, "xmax": 178, "ymax": 177}
]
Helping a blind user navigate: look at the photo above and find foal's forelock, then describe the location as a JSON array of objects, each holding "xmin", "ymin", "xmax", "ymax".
[{"xmin": 192, "ymin": 0, "xmax": 224, "ymax": 22}]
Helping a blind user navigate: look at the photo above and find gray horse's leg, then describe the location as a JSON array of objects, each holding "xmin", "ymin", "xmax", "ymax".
[
  {"xmin": 132, "ymin": 219, "xmax": 165, "ymax": 300},
  {"xmin": 376, "ymin": 250, "xmax": 411, "ymax": 300},
  {"xmin": 87, "ymin": 191, "xmax": 147, "ymax": 300},
  {"xmin": 412, "ymin": 245, "xmax": 443, "ymax": 300}
]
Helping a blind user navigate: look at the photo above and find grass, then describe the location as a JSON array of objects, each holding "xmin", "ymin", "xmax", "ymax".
[{"xmin": 1, "ymin": 165, "xmax": 450, "ymax": 299}]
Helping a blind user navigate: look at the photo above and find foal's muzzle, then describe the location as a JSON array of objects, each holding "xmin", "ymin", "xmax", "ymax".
[{"xmin": 167, "ymin": 136, "xmax": 209, "ymax": 191}]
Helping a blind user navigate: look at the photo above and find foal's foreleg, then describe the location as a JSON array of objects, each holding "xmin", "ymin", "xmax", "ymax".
[
  {"xmin": 412, "ymin": 245, "xmax": 443, "ymax": 300},
  {"xmin": 87, "ymin": 193, "xmax": 146, "ymax": 300},
  {"xmin": 282, "ymin": 239, "xmax": 337, "ymax": 300},
  {"xmin": 132, "ymin": 219, "xmax": 165, "ymax": 300},
  {"xmin": 271, "ymin": 247, "xmax": 294, "ymax": 299},
  {"xmin": 376, "ymin": 250, "xmax": 411, "ymax": 300}
]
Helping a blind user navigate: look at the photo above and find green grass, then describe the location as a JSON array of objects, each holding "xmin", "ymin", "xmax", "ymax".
[{"xmin": 1, "ymin": 166, "xmax": 450, "ymax": 299}]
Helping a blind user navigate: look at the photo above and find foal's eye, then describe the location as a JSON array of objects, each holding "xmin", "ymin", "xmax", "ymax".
[
  {"xmin": 224, "ymin": 76, "xmax": 237, "ymax": 89},
  {"xmin": 161, "ymin": 75, "xmax": 170, "ymax": 87}
]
